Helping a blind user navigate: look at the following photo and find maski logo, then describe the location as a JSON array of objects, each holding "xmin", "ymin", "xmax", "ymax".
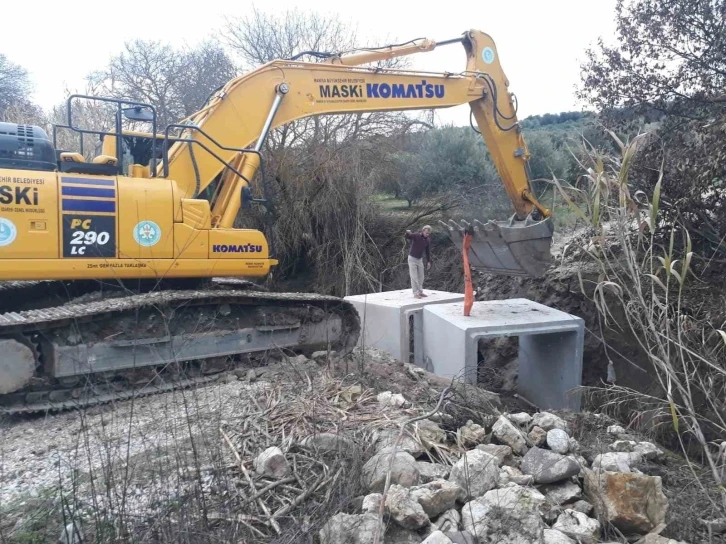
[
  {"xmin": 0, "ymin": 186, "xmax": 39, "ymax": 205},
  {"xmin": 318, "ymin": 80, "xmax": 445, "ymax": 100},
  {"xmin": 319, "ymin": 85, "xmax": 364, "ymax": 98},
  {"xmin": 213, "ymin": 244, "xmax": 263, "ymax": 253}
]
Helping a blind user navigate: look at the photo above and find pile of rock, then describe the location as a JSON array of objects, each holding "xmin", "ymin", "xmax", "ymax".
[{"xmin": 320, "ymin": 410, "xmax": 686, "ymax": 544}]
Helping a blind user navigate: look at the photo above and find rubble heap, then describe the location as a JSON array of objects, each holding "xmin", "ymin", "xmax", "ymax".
[{"xmin": 318, "ymin": 391, "xmax": 686, "ymax": 544}]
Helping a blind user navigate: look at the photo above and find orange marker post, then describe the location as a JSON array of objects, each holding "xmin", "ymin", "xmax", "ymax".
[{"xmin": 462, "ymin": 231, "xmax": 474, "ymax": 316}]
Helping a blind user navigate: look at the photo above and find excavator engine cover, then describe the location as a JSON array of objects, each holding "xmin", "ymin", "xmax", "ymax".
[{"xmin": 442, "ymin": 215, "xmax": 554, "ymax": 277}]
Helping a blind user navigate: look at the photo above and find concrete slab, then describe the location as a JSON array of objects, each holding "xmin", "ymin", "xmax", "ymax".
[
  {"xmin": 344, "ymin": 289, "xmax": 465, "ymax": 367},
  {"xmin": 423, "ymin": 298, "xmax": 584, "ymax": 411}
]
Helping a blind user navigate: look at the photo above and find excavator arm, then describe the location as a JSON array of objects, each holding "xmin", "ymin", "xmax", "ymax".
[{"xmin": 163, "ymin": 30, "xmax": 553, "ymax": 276}]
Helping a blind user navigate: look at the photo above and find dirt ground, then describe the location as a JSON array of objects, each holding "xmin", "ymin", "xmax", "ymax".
[{"xmin": 0, "ymin": 348, "xmax": 722, "ymax": 543}]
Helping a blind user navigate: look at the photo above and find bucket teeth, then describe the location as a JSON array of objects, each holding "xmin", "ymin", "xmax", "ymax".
[{"xmin": 442, "ymin": 216, "xmax": 554, "ymax": 278}]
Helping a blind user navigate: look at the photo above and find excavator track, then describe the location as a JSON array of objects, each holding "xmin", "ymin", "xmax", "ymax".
[
  {"xmin": 0, "ymin": 280, "xmax": 99, "ymax": 313},
  {"xmin": 0, "ymin": 278, "xmax": 265, "ymax": 313},
  {"xmin": 0, "ymin": 289, "xmax": 360, "ymax": 415}
]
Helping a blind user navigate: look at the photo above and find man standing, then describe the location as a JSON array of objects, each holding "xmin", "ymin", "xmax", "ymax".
[{"xmin": 406, "ymin": 225, "xmax": 432, "ymax": 298}]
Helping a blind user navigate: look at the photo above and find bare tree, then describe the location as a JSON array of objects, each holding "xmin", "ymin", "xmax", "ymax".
[
  {"xmin": 579, "ymin": 0, "xmax": 726, "ymax": 118},
  {"xmin": 0, "ymin": 54, "xmax": 30, "ymax": 113},
  {"xmin": 224, "ymin": 7, "xmax": 358, "ymax": 67},
  {"xmin": 89, "ymin": 40, "xmax": 237, "ymax": 128},
  {"xmin": 47, "ymin": 80, "xmax": 118, "ymax": 159},
  {"xmin": 176, "ymin": 41, "xmax": 238, "ymax": 118},
  {"xmin": 0, "ymin": 54, "xmax": 43, "ymax": 124},
  {"xmin": 579, "ymin": 0, "xmax": 726, "ymax": 254},
  {"xmin": 222, "ymin": 7, "xmax": 426, "ymax": 152}
]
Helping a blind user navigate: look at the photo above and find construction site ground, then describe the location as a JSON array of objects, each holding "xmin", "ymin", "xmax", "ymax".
[{"xmin": 0, "ymin": 348, "xmax": 722, "ymax": 544}]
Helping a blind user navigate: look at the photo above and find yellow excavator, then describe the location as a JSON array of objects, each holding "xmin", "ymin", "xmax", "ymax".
[{"xmin": 0, "ymin": 29, "xmax": 553, "ymax": 413}]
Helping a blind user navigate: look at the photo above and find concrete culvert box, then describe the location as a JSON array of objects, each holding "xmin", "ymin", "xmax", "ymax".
[{"xmin": 423, "ymin": 298, "xmax": 584, "ymax": 412}]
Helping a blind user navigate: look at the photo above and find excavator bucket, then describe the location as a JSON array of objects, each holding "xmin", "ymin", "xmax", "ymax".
[{"xmin": 440, "ymin": 215, "xmax": 554, "ymax": 278}]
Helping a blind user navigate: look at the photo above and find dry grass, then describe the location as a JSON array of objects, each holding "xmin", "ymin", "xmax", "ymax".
[
  {"xmin": 0, "ymin": 351, "xmax": 480, "ymax": 544},
  {"xmin": 554, "ymin": 129, "xmax": 726, "ymax": 519},
  {"xmin": 239, "ymin": 142, "xmax": 465, "ymax": 298}
]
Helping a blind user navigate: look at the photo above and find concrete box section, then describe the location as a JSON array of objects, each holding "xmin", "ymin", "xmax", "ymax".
[
  {"xmin": 423, "ymin": 298, "xmax": 584, "ymax": 412},
  {"xmin": 344, "ymin": 289, "xmax": 465, "ymax": 367}
]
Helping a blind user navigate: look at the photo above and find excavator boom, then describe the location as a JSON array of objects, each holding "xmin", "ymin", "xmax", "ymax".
[{"xmin": 158, "ymin": 29, "xmax": 553, "ymax": 277}]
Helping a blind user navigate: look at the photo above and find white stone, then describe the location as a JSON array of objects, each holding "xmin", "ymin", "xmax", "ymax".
[
  {"xmin": 552, "ymin": 510, "xmax": 601, "ymax": 544},
  {"xmin": 567, "ymin": 454, "xmax": 589, "ymax": 477},
  {"xmin": 528, "ymin": 426, "xmax": 547, "ymax": 446},
  {"xmin": 607, "ymin": 424, "xmax": 626, "ymax": 435},
  {"xmin": 362, "ymin": 493, "xmax": 382, "ymax": 514},
  {"xmin": 448, "ymin": 450, "xmax": 499, "ymax": 501},
  {"xmin": 569, "ymin": 500, "xmax": 594, "ymax": 515},
  {"xmin": 546, "ymin": 429, "xmax": 570, "ymax": 454},
  {"xmin": 421, "ymin": 530, "xmax": 454, "ymax": 544},
  {"xmin": 461, "ymin": 485, "xmax": 547, "ymax": 543},
  {"xmin": 378, "ymin": 391, "xmax": 406, "ymax": 408},
  {"xmin": 375, "ymin": 428, "xmax": 425, "ymax": 457},
  {"xmin": 475, "ymin": 444, "xmax": 513, "ymax": 465},
  {"xmin": 458, "ymin": 420, "xmax": 488, "ymax": 446},
  {"xmin": 540, "ymin": 481, "xmax": 582, "ymax": 505},
  {"xmin": 362, "ymin": 447, "xmax": 419, "ymax": 492},
  {"xmin": 609, "ymin": 440, "xmax": 638, "ymax": 452},
  {"xmin": 300, "ymin": 432, "xmax": 356, "ymax": 454},
  {"xmin": 386, "ymin": 484, "xmax": 429, "ymax": 530},
  {"xmin": 293, "ymin": 354, "xmax": 310, "ymax": 365},
  {"xmin": 415, "ymin": 419, "xmax": 447, "ymax": 445},
  {"xmin": 634, "ymin": 441, "xmax": 665, "ymax": 461},
  {"xmin": 702, "ymin": 517, "xmax": 726, "ymax": 535},
  {"xmin": 641, "ymin": 535, "xmax": 690, "ymax": 544},
  {"xmin": 410, "ymin": 480, "xmax": 460, "ymax": 518},
  {"xmin": 532, "ymin": 412, "xmax": 568, "ymax": 432},
  {"xmin": 521, "ymin": 447, "xmax": 580, "ymax": 484},
  {"xmin": 417, "ymin": 461, "xmax": 450, "ymax": 483},
  {"xmin": 0, "ymin": 339, "xmax": 35, "ymax": 395},
  {"xmin": 254, "ymin": 447, "xmax": 290, "ymax": 478},
  {"xmin": 492, "ymin": 415, "xmax": 528, "ymax": 455},
  {"xmin": 433, "ymin": 508, "xmax": 460, "ymax": 533},
  {"xmin": 592, "ymin": 452, "xmax": 642, "ymax": 473},
  {"xmin": 500, "ymin": 465, "xmax": 533, "ymax": 486},
  {"xmin": 508, "ymin": 412, "xmax": 533, "ymax": 427},
  {"xmin": 543, "ymin": 529, "xmax": 576, "ymax": 544},
  {"xmin": 312, "ymin": 350, "xmax": 333, "ymax": 361},
  {"xmin": 319, "ymin": 513, "xmax": 381, "ymax": 544}
]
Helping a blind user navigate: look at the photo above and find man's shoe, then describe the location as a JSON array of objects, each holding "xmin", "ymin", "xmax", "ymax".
[
  {"xmin": 420, "ymin": 293, "xmax": 428, "ymax": 297},
  {"xmin": 414, "ymin": 294, "xmax": 423, "ymax": 299}
]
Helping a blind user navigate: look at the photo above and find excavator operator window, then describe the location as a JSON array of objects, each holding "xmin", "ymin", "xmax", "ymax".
[{"xmin": 123, "ymin": 135, "xmax": 165, "ymax": 167}]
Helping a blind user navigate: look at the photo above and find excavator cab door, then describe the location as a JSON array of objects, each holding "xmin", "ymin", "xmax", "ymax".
[{"xmin": 441, "ymin": 214, "xmax": 554, "ymax": 278}]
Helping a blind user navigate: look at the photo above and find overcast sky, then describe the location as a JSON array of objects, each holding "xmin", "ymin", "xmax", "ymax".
[{"xmin": 2, "ymin": 0, "xmax": 618, "ymax": 126}]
